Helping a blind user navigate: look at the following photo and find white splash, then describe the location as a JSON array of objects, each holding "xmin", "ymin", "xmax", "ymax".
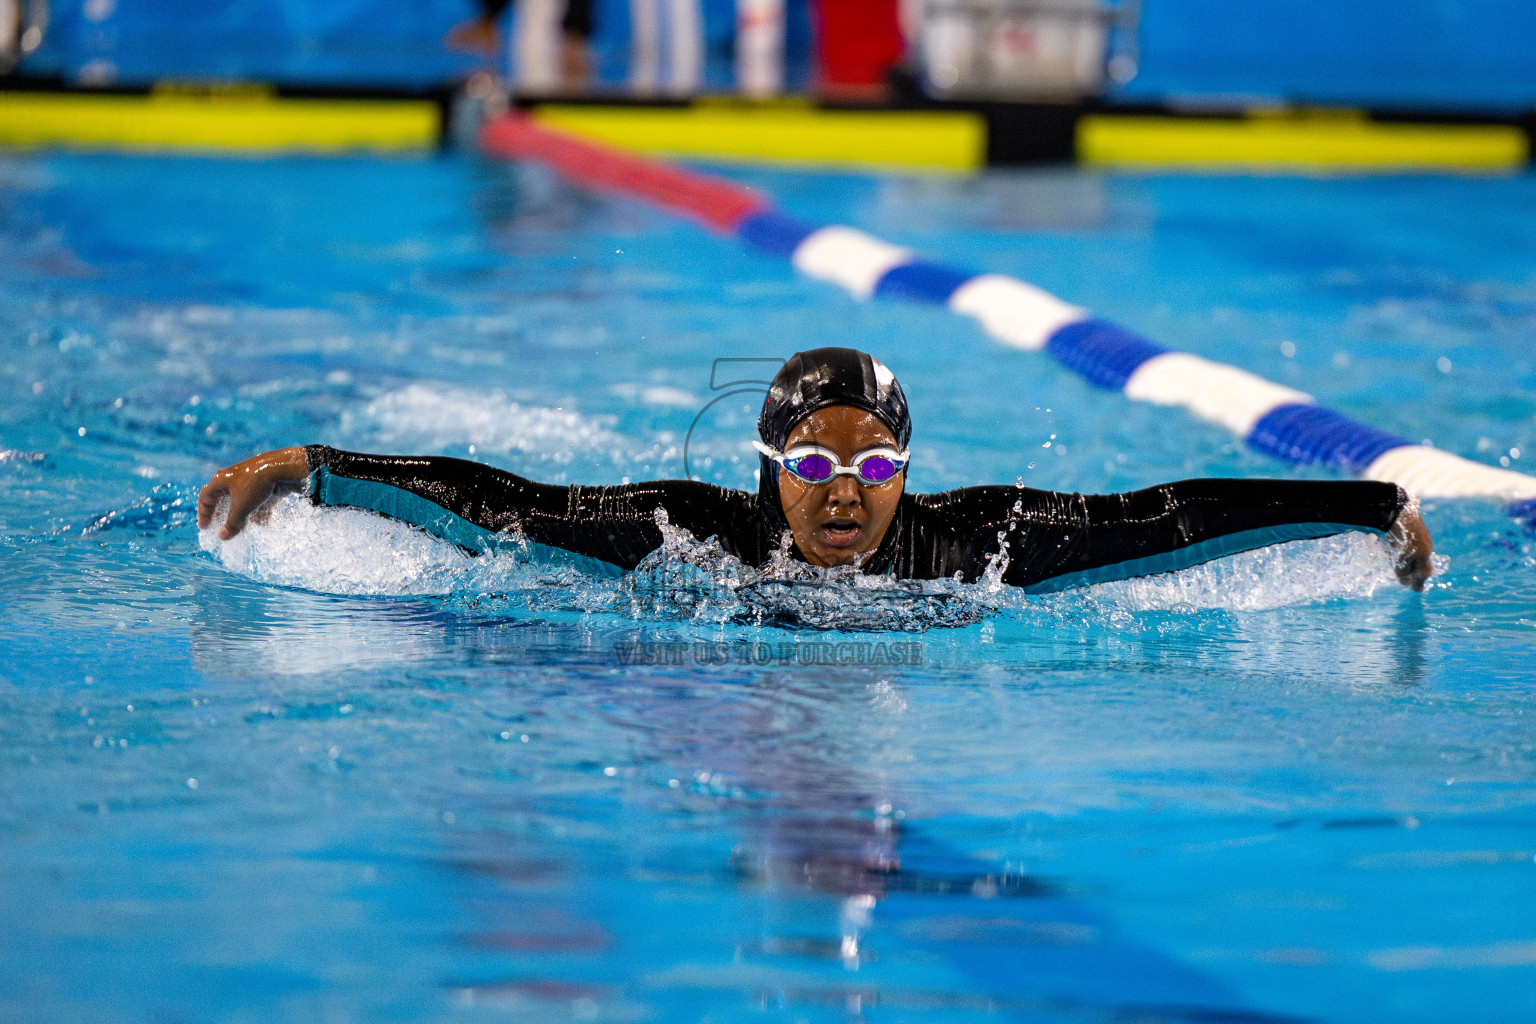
[
  {"xmin": 610, "ymin": 381, "xmax": 699, "ymax": 407},
  {"xmin": 609, "ymin": 511, "xmax": 997, "ymax": 631},
  {"xmin": 1078, "ymin": 532, "xmax": 1399, "ymax": 613},
  {"xmin": 200, "ymin": 497, "xmax": 1418, "ymax": 631},
  {"xmin": 345, "ymin": 383, "xmax": 628, "ymax": 463},
  {"xmin": 200, "ymin": 493, "xmax": 493, "ymax": 596}
]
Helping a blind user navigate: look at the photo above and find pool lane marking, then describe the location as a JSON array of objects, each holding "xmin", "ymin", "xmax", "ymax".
[
  {"xmin": 767, "ymin": 220, "xmax": 1536, "ymax": 504},
  {"xmin": 791, "ymin": 227, "xmax": 915, "ymax": 300},
  {"xmin": 1123, "ymin": 353, "xmax": 1314, "ymax": 438},
  {"xmin": 481, "ymin": 113, "xmax": 763, "ymax": 231},
  {"xmin": 947, "ymin": 275, "xmax": 1089, "ymax": 352},
  {"xmin": 479, "ymin": 113, "xmax": 1536, "ymax": 509}
]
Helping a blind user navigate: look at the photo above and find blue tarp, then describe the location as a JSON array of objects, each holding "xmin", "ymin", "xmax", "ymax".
[
  {"xmin": 18, "ymin": 0, "xmax": 812, "ymax": 93},
  {"xmin": 1117, "ymin": 0, "xmax": 1536, "ymax": 113},
  {"xmin": 16, "ymin": 0, "xmax": 1536, "ymax": 112}
]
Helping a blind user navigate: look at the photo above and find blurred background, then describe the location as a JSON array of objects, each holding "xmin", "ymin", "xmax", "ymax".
[{"xmin": 6, "ymin": 0, "xmax": 1535, "ymax": 114}]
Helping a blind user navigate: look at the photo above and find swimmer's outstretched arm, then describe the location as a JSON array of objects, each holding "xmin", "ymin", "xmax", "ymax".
[
  {"xmin": 1068, "ymin": 479, "xmax": 1435, "ymax": 591},
  {"xmin": 930, "ymin": 478, "xmax": 1433, "ymax": 592},
  {"xmin": 199, "ymin": 446, "xmax": 764, "ymax": 569}
]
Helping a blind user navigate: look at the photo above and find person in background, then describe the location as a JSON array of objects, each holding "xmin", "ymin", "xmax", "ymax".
[
  {"xmin": 813, "ymin": 0, "xmax": 904, "ymax": 100},
  {"xmin": 446, "ymin": 0, "xmax": 594, "ymax": 87}
]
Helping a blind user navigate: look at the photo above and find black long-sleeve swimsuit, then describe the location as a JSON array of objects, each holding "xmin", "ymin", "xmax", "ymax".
[{"xmin": 303, "ymin": 446, "xmax": 1407, "ymax": 593}]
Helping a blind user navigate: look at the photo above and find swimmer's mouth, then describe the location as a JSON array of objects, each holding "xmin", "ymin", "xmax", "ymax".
[{"xmin": 820, "ymin": 519, "xmax": 862, "ymax": 547}]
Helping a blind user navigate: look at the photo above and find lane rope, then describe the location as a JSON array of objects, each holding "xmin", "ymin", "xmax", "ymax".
[{"xmin": 481, "ymin": 113, "xmax": 1536, "ymax": 517}]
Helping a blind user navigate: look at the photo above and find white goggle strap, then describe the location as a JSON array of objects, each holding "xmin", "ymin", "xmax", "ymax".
[{"xmin": 751, "ymin": 440, "xmax": 785, "ymax": 463}]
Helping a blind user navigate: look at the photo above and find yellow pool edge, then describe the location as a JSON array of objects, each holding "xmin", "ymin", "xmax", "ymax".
[
  {"xmin": 531, "ymin": 104, "xmax": 989, "ymax": 173},
  {"xmin": 0, "ymin": 90, "xmax": 440, "ymax": 154},
  {"xmin": 1078, "ymin": 114, "xmax": 1529, "ymax": 172},
  {"xmin": 0, "ymin": 88, "xmax": 1527, "ymax": 173}
]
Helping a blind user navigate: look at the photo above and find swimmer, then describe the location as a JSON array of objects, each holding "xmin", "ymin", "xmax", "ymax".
[{"xmin": 198, "ymin": 348, "xmax": 1434, "ymax": 592}]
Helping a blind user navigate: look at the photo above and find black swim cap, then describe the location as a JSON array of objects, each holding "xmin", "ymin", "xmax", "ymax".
[
  {"xmin": 758, "ymin": 348, "xmax": 911, "ymax": 451},
  {"xmin": 756, "ymin": 347, "xmax": 911, "ymax": 530}
]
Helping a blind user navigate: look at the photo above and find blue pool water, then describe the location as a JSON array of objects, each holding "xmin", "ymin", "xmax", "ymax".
[{"xmin": 3, "ymin": 152, "xmax": 1536, "ymax": 1022}]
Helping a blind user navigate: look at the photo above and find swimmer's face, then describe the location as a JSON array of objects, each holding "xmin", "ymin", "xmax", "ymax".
[{"xmin": 776, "ymin": 404, "xmax": 904, "ymax": 568}]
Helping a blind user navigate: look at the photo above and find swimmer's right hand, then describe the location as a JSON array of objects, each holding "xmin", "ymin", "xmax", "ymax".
[{"xmin": 197, "ymin": 446, "xmax": 311, "ymax": 540}]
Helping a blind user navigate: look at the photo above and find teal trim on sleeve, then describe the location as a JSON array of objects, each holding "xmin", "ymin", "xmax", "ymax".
[
  {"xmin": 311, "ymin": 466, "xmax": 508, "ymax": 553},
  {"xmin": 1021, "ymin": 521, "xmax": 1380, "ymax": 595}
]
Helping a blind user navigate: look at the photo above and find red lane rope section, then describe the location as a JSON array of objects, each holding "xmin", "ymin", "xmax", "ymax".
[{"xmin": 480, "ymin": 113, "xmax": 769, "ymax": 233}]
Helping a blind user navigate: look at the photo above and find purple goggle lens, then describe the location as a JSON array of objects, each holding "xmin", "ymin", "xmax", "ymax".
[
  {"xmin": 856, "ymin": 456, "xmax": 900, "ymax": 483},
  {"xmin": 785, "ymin": 453, "xmax": 836, "ymax": 482}
]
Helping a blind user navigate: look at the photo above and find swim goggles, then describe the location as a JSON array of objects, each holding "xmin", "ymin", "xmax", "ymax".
[{"xmin": 752, "ymin": 440, "xmax": 909, "ymax": 486}]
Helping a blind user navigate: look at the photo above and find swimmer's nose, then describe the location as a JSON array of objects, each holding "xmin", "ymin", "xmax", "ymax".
[{"xmin": 826, "ymin": 475, "xmax": 862, "ymax": 507}]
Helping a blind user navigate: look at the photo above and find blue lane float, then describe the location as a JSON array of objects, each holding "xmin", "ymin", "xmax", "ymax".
[
  {"xmin": 481, "ymin": 117, "xmax": 1536, "ymax": 507},
  {"xmin": 760, "ymin": 218, "xmax": 1536, "ymax": 506},
  {"xmin": 1248, "ymin": 404, "xmax": 1411, "ymax": 474},
  {"xmin": 1042, "ymin": 319, "xmax": 1168, "ymax": 392}
]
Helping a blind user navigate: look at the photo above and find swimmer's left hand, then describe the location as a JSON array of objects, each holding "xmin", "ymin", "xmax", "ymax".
[{"xmin": 1388, "ymin": 503, "xmax": 1434, "ymax": 592}]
